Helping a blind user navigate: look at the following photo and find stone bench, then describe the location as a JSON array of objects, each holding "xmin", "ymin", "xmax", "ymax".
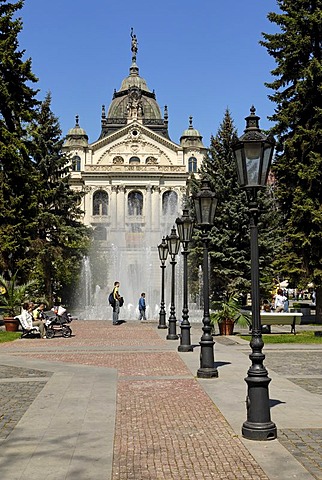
[{"xmin": 249, "ymin": 312, "xmax": 303, "ymax": 334}]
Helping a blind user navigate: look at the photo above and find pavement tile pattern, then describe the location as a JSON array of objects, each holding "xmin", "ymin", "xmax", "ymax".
[
  {"xmin": 18, "ymin": 351, "xmax": 190, "ymax": 378},
  {"xmin": 264, "ymin": 349, "xmax": 322, "ymax": 479},
  {"xmin": 0, "ymin": 321, "xmax": 269, "ymax": 480},
  {"xmin": 113, "ymin": 378, "xmax": 268, "ymax": 479},
  {"xmin": 0, "ymin": 366, "xmax": 51, "ymax": 442},
  {"xmin": 278, "ymin": 429, "xmax": 322, "ymax": 480}
]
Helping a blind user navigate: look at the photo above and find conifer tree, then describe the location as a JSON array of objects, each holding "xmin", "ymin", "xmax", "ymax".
[
  {"xmin": 29, "ymin": 92, "xmax": 90, "ymax": 304},
  {"xmin": 261, "ymin": 0, "xmax": 322, "ymax": 314},
  {"xmin": 189, "ymin": 109, "xmax": 280, "ymax": 303},
  {"xmin": 0, "ymin": 0, "xmax": 39, "ymax": 278}
]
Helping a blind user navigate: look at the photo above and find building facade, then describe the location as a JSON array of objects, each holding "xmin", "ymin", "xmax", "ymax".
[{"xmin": 63, "ymin": 33, "xmax": 206, "ymax": 317}]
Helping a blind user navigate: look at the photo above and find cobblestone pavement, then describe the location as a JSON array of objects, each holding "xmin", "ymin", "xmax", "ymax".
[
  {"xmin": 0, "ymin": 321, "xmax": 269, "ymax": 480},
  {"xmin": 278, "ymin": 429, "xmax": 322, "ymax": 480},
  {"xmin": 262, "ymin": 349, "xmax": 322, "ymax": 479},
  {"xmin": 0, "ymin": 366, "xmax": 51, "ymax": 442},
  {"xmin": 1, "ymin": 321, "xmax": 322, "ymax": 479}
]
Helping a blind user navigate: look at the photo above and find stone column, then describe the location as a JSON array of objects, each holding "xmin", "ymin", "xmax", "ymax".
[
  {"xmin": 151, "ymin": 186, "xmax": 160, "ymax": 231},
  {"xmin": 111, "ymin": 185, "xmax": 117, "ymax": 229},
  {"xmin": 118, "ymin": 184, "xmax": 126, "ymax": 229},
  {"xmin": 145, "ymin": 184, "xmax": 152, "ymax": 231}
]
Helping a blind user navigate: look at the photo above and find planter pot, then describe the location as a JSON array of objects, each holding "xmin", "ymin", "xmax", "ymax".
[
  {"xmin": 3, "ymin": 316, "xmax": 19, "ymax": 332},
  {"xmin": 218, "ymin": 319, "xmax": 235, "ymax": 335}
]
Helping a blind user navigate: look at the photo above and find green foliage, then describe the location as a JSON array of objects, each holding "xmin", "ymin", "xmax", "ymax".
[
  {"xmin": 261, "ymin": 1, "xmax": 322, "ymax": 290},
  {"xmin": 0, "ymin": 4, "xmax": 90, "ymax": 306},
  {"xmin": 0, "ymin": 271, "xmax": 35, "ymax": 316},
  {"xmin": 28, "ymin": 93, "xmax": 90, "ymax": 304},
  {"xmin": 0, "ymin": 0, "xmax": 40, "ymax": 279},
  {"xmin": 210, "ymin": 295, "xmax": 250, "ymax": 327},
  {"xmin": 189, "ymin": 109, "xmax": 281, "ymax": 300}
]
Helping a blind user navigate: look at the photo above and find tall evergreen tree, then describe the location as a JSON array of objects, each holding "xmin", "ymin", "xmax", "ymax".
[
  {"xmin": 261, "ymin": 1, "xmax": 322, "ymax": 314},
  {"xmin": 0, "ymin": 0, "xmax": 39, "ymax": 278},
  {"xmin": 189, "ymin": 109, "xmax": 280, "ymax": 303},
  {"xmin": 29, "ymin": 92, "xmax": 90, "ymax": 304}
]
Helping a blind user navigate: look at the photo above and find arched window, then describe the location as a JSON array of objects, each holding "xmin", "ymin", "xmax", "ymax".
[
  {"xmin": 93, "ymin": 226, "xmax": 107, "ymax": 241},
  {"xmin": 162, "ymin": 191, "xmax": 178, "ymax": 216},
  {"xmin": 72, "ymin": 155, "xmax": 81, "ymax": 171},
  {"xmin": 188, "ymin": 157, "xmax": 197, "ymax": 173},
  {"xmin": 129, "ymin": 156, "xmax": 140, "ymax": 164},
  {"xmin": 128, "ymin": 191, "xmax": 143, "ymax": 215},
  {"xmin": 93, "ymin": 191, "xmax": 109, "ymax": 216}
]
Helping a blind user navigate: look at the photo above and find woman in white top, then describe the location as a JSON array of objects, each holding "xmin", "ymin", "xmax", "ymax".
[
  {"xmin": 18, "ymin": 302, "xmax": 46, "ymax": 338},
  {"xmin": 274, "ymin": 289, "xmax": 287, "ymax": 313}
]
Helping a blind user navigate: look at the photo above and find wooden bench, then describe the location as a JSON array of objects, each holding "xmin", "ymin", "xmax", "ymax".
[{"xmin": 249, "ymin": 312, "xmax": 303, "ymax": 334}]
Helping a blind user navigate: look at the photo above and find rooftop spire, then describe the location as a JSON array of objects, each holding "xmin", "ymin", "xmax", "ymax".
[{"xmin": 130, "ymin": 27, "xmax": 139, "ymax": 76}]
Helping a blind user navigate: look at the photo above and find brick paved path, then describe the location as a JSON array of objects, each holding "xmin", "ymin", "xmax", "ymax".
[{"xmin": 0, "ymin": 321, "xmax": 269, "ymax": 480}]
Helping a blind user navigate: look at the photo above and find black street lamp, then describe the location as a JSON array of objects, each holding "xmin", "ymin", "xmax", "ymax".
[
  {"xmin": 232, "ymin": 106, "xmax": 277, "ymax": 441},
  {"xmin": 193, "ymin": 179, "xmax": 218, "ymax": 378},
  {"xmin": 176, "ymin": 209, "xmax": 194, "ymax": 352},
  {"xmin": 158, "ymin": 237, "xmax": 169, "ymax": 329},
  {"xmin": 166, "ymin": 226, "xmax": 180, "ymax": 340}
]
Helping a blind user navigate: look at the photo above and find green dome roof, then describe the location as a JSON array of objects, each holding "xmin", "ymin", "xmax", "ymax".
[
  {"xmin": 64, "ymin": 116, "xmax": 88, "ymax": 147},
  {"xmin": 181, "ymin": 116, "xmax": 201, "ymax": 138}
]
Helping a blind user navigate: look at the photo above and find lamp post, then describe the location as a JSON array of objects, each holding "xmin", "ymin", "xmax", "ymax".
[
  {"xmin": 166, "ymin": 226, "xmax": 180, "ymax": 340},
  {"xmin": 193, "ymin": 179, "xmax": 218, "ymax": 378},
  {"xmin": 176, "ymin": 209, "xmax": 194, "ymax": 352},
  {"xmin": 157, "ymin": 237, "xmax": 168, "ymax": 329},
  {"xmin": 232, "ymin": 106, "xmax": 277, "ymax": 441}
]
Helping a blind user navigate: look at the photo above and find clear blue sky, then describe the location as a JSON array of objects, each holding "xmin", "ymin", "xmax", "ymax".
[{"xmin": 20, "ymin": 0, "xmax": 279, "ymax": 146}]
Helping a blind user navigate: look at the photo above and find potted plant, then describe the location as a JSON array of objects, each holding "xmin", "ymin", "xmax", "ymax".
[
  {"xmin": 211, "ymin": 295, "xmax": 251, "ymax": 335},
  {"xmin": 0, "ymin": 273, "xmax": 35, "ymax": 332}
]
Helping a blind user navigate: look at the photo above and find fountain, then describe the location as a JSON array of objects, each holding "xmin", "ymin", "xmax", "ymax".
[{"xmin": 73, "ymin": 190, "xmax": 184, "ymax": 321}]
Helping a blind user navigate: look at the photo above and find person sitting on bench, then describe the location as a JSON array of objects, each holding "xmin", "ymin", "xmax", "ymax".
[{"xmin": 17, "ymin": 302, "xmax": 46, "ymax": 338}]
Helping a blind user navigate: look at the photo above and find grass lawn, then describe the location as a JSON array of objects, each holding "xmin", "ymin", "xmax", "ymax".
[
  {"xmin": 0, "ymin": 331, "xmax": 21, "ymax": 343},
  {"xmin": 240, "ymin": 330, "xmax": 322, "ymax": 344}
]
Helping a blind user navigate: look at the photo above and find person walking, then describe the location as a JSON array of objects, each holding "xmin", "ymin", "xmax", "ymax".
[
  {"xmin": 138, "ymin": 292, "xmax": 146, "ymax": 321},
  {"xmin": 110, "ymin": 281, "xmax": 123, "ymax": 325}
]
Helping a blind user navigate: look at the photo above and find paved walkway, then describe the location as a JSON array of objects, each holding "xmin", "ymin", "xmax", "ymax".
[{"xmin": 0, "ymin": 320, "xmax": 322, "ymax": 479}]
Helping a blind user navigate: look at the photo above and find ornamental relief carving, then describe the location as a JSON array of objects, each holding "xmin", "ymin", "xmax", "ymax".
[
  {"xmin": 113, "ymin": 155, "xmax": 124, "ymax": 164},
  {"xmin": 146, "ymin": 156, "xmax": 158, "ymax": 165},
  {"xmin": 130, "ymin": 144, "xmax": 139, "ymax": 153},
  {"xmin": 85, "ymin": 164, "xmax": 186, "ymax": 172}
]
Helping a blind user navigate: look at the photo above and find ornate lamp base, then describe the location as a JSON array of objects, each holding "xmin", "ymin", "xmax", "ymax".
[
  {"xmin": 242, "ymin": 421, "xmax": 277, "ymax": 441},
  {"xmin": 197, "ymin": 367, "xmax": 218, "ymax": 378}
]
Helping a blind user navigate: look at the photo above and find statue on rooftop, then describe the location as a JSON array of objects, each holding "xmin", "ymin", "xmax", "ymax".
[{"xmin": 130, "ymin": 27, "xmax": 138, "ymax": 62}]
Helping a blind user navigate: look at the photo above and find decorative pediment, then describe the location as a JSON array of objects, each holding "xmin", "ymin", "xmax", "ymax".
[
  {"xmin": 95, "ymin": 135, "xmax": 173, "ymax": 166},
  {"xmin": 91, "ymin": 121, "xmax": 181, "ymax": 154}
]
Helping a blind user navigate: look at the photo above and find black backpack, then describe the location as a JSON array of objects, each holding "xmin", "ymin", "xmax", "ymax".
[{"xmin": 108, "ymin": 292, "xmax": 114, "ymax": 306}]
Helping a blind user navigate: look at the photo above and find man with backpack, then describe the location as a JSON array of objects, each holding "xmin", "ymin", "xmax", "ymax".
[{"xmin": 109, "ymin": 281, "xmax": 123, "ymax": 325}]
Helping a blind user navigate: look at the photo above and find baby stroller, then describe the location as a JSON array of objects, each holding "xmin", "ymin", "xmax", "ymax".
[{"xmin": 45, "ymin": 306, "xmax": 73, "ymax": 339}]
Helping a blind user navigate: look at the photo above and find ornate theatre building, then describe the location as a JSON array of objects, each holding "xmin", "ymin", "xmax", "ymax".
[{"xmin": 63, "ymin": 32, "xmax": 206, "ymax": 316}]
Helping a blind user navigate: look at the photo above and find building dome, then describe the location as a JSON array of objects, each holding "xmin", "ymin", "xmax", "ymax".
[
  {"xmin": 99, "ymin": 31, "xmax": 169, "ymax": 140},
  {"xmin": 180, "ymin": 117, "xmax": 204, "ymax": 147},
  {"xmin": 64, "ymin": 116, "xmax": 89, "ymax": 147}
]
